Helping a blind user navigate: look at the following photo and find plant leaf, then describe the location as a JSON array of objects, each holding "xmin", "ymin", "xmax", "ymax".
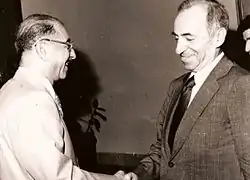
[
  {"xmin": 93, "ymin": 118, "xmax": 101, "ymax": 132},
  {"xmin": 97, "ymin": 107, "xmax": 106, "ymax": 112},
  {"xmin": 94, "ymin": 111, "xmax": 107, "ymax": 121}
]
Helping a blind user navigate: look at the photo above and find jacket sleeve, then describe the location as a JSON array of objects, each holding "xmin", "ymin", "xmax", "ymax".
[
  {"xmin": 9, "ymin": 93, "xmax": 118, "ymax": 180},
  {"xmin": 228, "ymin": 76, "xmax": 250, "ymax": 180},
  {"xmin": 133, "ymin": 89, "xmax": 172, "ymax": 180}
]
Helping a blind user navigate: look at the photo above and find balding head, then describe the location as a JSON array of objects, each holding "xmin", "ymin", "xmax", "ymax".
[{"xmin": 15, "ymin": 14, "xmax": 64, "ymax": 55}]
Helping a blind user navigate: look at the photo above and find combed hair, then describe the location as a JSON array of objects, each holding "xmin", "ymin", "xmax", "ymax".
[
  {"xmin": 178, "ymin": 0, "xmax": 229, "ymax": 32},
  {"xmin": 15, "ymin": 14, "xmax": 64, "ymax": 54}
]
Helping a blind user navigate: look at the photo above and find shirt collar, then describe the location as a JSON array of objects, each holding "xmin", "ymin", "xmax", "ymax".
[{"xmin": 13, "ymin": 67, "xmax": 56, "ymax": 100}]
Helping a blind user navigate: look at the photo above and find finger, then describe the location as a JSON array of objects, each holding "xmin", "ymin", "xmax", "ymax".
[
  {"xmin": 131, "ymin": 173, "xmax": 138, "ymax": 180},
  {"xmin": 124, "ymin": 173, "xmax": 137, "ymax": 180}
]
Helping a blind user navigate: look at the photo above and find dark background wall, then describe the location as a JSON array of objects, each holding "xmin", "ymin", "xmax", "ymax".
[
  {"xmin": 21, "ymin": 0, "xmax": 239, "ymax": 154},
  {"xmin": 0, "ymin": 1, "xmax": 22, "ymax": 84}
]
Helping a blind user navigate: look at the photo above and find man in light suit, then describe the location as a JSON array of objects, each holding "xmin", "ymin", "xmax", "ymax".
[
  {"xmin": 122, "ymin": 0, "xmax": 250, "ymax": 180},
  {"xmin": 0, "ymin": 14, "xmax": 122, "ymax": 180}
]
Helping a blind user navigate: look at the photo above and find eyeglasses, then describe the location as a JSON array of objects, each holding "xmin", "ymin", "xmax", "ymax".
[{"xmin": 35, "ymin": 38, "xmax": 73, "ymax": 50}]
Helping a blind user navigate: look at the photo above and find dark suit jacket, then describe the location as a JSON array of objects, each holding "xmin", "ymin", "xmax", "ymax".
[{"xmin": 134, "ymin": 56, "xmax": 250, "ymax": 180}]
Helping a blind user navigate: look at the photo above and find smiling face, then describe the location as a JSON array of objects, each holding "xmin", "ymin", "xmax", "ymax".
[
  {"xmin": 46, "ymin": 23, "xmax": 76, "ymax": 81},
  {"xmin": 173, "ymin": 5, "xmax": 219, "ymax": 72}
]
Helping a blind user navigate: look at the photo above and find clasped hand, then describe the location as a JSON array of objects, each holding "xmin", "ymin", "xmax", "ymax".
[{"xmin": 114, "ymin": 170, "xmax": 138, "ymax": 180}]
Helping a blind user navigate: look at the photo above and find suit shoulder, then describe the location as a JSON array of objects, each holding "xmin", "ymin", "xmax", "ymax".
[
  {"xmin": 22, "ymin": 90, "xmax": 52, "ymax": 103},
  {"xmin": 0, "ymin": 80, "xmax": 54, "ymax": 109},
  {"xmin": 229, "ymin": 63, "xmax": 250, "ymax": 76},
  {"xmin": 18, "ymin": 88, "xmax": 51, "ymax": 104},
  {"xmin": 222, "ymin": 64, "xmax": 250, "ymax": 86},
  {"xmin": 222, "ymin": 64, "xmax": 250, "ymax": 91}
]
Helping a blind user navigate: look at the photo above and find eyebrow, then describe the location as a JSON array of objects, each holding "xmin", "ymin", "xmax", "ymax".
[{"xmin": 171, "ymin": 31, "xmax": 194, "ymax": 37}]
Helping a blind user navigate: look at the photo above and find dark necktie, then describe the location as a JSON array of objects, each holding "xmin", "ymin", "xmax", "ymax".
[{"xmin": 168, "ymin": 75, "xmax": 195, "ymax": 152}]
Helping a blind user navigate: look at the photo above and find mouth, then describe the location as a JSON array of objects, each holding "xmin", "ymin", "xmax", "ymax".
[
  {"xmin": 65, "ymin": 60, "xmax": 71, "ymax": 67},
  {"xmin": 180, "ymin": 51, "xmax": 193, "ymax": 59},
  {"xmin": 181, "ymin": 54, "xmax": 193, "ymax": 60},
  {"xmin": 180, "ymin": 56, "xmax": 189, "ymax": 60}
]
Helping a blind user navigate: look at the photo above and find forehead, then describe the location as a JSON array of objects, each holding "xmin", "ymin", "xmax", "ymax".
[
  {"xmin": 243, "ymin": 29, "xmax": 250, "ymax": 40},
  {"xmin": 53, "ymin": 22, "xmax": 69, "ymax": 40},
  {"xmin": 174, "ymin": 5, "xmax": 208, "ymax": 35}
]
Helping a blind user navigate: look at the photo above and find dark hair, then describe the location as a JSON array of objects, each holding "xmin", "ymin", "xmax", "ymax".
[
  {"xmin": 237, "ymin": 15, "xmax": 250, "ymax": 36},
  {"xmin": 15, "ymin": 14, "xmax": 64, "ymax": 54},
  {"xmin": 178, "ymin": 0, "xmax": 229, "ymax": 32}
]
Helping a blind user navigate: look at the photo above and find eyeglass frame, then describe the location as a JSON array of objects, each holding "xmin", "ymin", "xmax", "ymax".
[{"xmin": 34, "ymin": 38, "xmax": 73, "ymax": 50}]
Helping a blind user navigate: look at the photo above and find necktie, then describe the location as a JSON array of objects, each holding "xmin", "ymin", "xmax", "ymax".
[
  {"xmin": 168, "ymin": 75, "xmax": 195, "ymax": 152},
  {"xmin": 55, "ymin": 95, "xmax": 64, "ymax": 118},
  {"xmin": 54, "ymin": 94, "xmax": 78, "ymax": 164}
]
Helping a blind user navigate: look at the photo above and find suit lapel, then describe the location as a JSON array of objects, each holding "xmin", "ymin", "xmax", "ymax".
[
  {"xmin": 162, "ymin": 73, "xmax": 190, "ymax": 158},
  {"xmin": 170, "ymin": 56, "xmax": 234, "ymax": 159}
]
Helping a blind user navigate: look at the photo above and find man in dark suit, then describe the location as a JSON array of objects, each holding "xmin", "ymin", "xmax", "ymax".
[{"xmin": 121, "ymin": 0, "xmax": 250, "ymax": 180}]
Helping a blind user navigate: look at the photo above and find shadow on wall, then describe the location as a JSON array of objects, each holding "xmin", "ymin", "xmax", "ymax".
[
  {"xmin": 222, "ymin": 29, "xmax": 250, "ymax": 71},
  {"xmin": 54, "ymin": 49, "xmax": 102, "ymax": 172}
]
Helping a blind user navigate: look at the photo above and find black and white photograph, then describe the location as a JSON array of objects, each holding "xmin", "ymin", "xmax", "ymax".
[{"xmin": 2, "ymin": 0, "xmax": 250, "ymax": 179}]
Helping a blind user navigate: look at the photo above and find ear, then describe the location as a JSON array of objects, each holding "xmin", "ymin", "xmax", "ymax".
[
  {"xmin": 214, "ymin": 27, "xmax": 227, "ymax": 48},
  {"xmin": 35, "ymin": 40, "xmax": 47, "ymax": 60}
]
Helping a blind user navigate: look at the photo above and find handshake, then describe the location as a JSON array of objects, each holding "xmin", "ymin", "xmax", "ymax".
[{"xmin": 114, "ymin": 170, "xmax": 138, "ymax": 180}]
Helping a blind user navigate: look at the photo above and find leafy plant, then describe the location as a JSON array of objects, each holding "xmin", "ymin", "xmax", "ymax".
[{"xmin": 84, "ymin": 98, "xmax": 107, "ymax": 133}]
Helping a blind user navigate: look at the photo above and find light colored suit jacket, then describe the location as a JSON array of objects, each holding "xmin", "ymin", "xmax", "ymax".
[
  {"xmin": 134, "ymin": 56, "xmax": 250, "ymax": 180},
  {"xmin": 0, "ymin": 67, "xmax": 110, "ymax": 180}
]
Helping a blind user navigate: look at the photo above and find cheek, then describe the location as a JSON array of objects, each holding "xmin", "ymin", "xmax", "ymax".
[
  {"xmin": 58, "ymin": 52, "xmax": 69, "ymax": 66},
  {"xmin": 193, "ymin": 43, "xmax": 210, "ymax": 58},
  {"xmin": 182, "ymin": 55, "xmax": 199, "ymax": 68},
  {"xmin": 189, "ymin": 37, "xmax": 211, "ymax": 54}
]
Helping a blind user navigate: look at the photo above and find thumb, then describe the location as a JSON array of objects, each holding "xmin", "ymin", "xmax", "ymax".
[{"xmin": 114, "ymin": 170, "xmax": 125, "ymax": 178}]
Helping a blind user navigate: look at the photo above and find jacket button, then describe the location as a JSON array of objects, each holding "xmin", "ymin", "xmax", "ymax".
[{"xmin": 168, "ymin": 161, "xmax": 174, "ymax": 168}]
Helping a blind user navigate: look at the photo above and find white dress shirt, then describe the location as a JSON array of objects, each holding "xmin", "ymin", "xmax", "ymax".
[{"xmin": 188, "ymin": 52, "xmax": 224, "ymax": 107}]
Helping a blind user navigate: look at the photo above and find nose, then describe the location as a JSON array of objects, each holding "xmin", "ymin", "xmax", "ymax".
[
  {"xmin": 175, "ymin": 38, "xmax": 186, "ymax": 55},
  {"xmin": 69, "ymin": 48, "xmax": 76, "ymax": 60}
]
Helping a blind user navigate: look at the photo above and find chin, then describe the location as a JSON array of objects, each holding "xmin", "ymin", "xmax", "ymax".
[
  {"xmin": 58, "ymin": 71, "xmax": 67, "ymax": 80},
  {"xmin": 60, "ymin": 74, "xmax": 67, "ymax": 79},
  {"xmin": 59, "ymin": 67, "xmax": 68, "ymax": 79},
  {"xmin": 183, "ymin": 63, "xmax": 193, "ymax": 71}
]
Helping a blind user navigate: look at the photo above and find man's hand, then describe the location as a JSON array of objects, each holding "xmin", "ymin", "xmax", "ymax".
[
  {"xmin": 114, "ymin": 170, "xmax": 125, "ymax": 179},
  {"xmin": 124, "ymin": 172, "xmax": 138, "ymax": 180},
  {"xmin": 114, "ymin": 170, "xmax": 138, "ymax": 180}
]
